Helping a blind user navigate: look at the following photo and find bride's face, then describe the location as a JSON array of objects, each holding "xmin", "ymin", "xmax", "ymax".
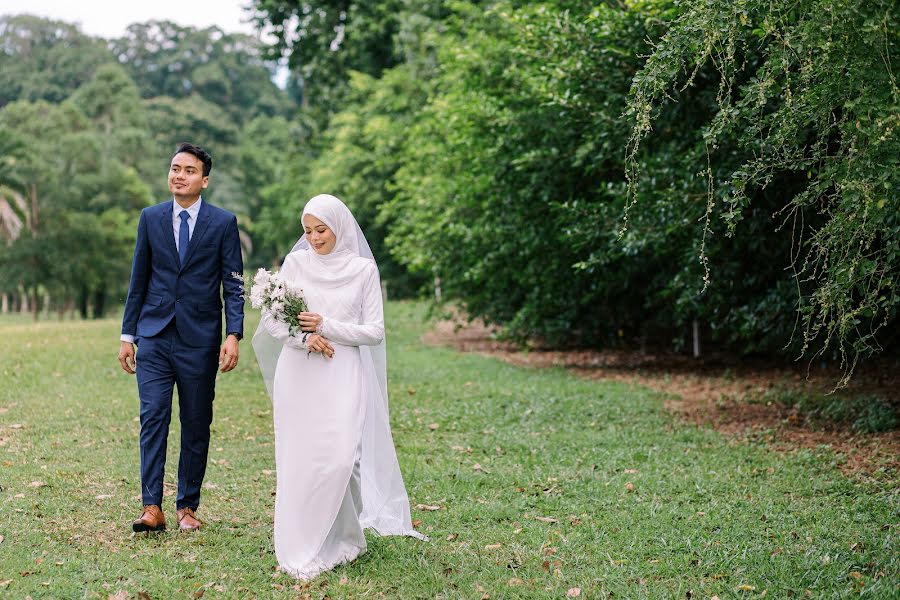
[{"xmin": 303, "ymin": 214, "xmax": 337, "ymax": 255}]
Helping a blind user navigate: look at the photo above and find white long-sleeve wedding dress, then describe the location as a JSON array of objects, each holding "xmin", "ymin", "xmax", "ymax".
[{"xmin": 253, "ymin": 194, "xmax": 424, "ymax": 581}]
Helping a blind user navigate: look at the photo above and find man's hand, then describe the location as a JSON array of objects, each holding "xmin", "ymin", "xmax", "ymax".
[
  {"xmin": 306, "ymin": 334, "xmax": 335, "ymax": 359},
  {"xmin": 118, "ymin": 342, "xmax": 136, "ymax": 374},
  {"xmin": 219, "ymin": 334, "xmax": 240, "ymax": 372}
]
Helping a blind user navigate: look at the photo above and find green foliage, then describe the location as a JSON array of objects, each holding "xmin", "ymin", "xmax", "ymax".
[
  {"xmin": 626, "ymin": 0, "xmax": 900, "ymax": 377},
  {"xmin": 0, "ymin": 15, "xmax": 113, "ymax": 107},
  {"xmin": 387, "ymin": 2, "xmax": 670, "ymax": 342},
  {"xmin": 256, "ymin": 67, "xmax": 430, "ymax": 294},
  {"xmin": 248, "ymin": 0, "xmax": 406, "ymax": 112},
  {"xmin": 753, "ymin": 386, "xmax": 899, "ymax": 434},
  {"xmin": 111, "ymin": 21, "xmax": 291, "ymax": 124},
  {"xmin": 0, "ymin": 14, "xmax": 303, "ymax": 315}
]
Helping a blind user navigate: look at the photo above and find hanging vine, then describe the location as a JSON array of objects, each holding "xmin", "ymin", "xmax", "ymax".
[{"xmin": 625, "ymin": 0, "xmax": 900, "ymax": 384}]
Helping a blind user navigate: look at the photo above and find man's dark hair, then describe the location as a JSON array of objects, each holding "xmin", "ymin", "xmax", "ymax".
[{"xmin": 173, "ymin": 142, "xmax": 213, "ymax": 177}]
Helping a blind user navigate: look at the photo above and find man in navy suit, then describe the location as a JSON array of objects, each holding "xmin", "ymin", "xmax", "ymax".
[{"xmin": 118, "ymin": 142, "xmax": 244, "ymax": 532}]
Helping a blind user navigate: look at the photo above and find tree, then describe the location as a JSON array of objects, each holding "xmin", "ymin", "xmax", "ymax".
[
  {"xmin": 626, "ymin": 0, "xmax": 900, "ymax": 379},
  {"xmin": 0, "ymin": 15, "xmax": 113, "ymax": 107},
  {"xmin": 111, "ymin": 21, "xmax": 292, "ymax": 125}
]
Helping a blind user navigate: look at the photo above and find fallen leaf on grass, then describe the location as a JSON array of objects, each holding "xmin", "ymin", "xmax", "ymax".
[
  {"xmin": 95, "ymin": 494, "xmax": 113, "ymax": 500},
  {"xmin": 0, "ymin": 580, "xmax": 11, "ymax": 588},
  {"xmin": 193, "ymin": 590, "xmax": 205, "ymax": 599},
  {"xmin": 10, "ymin": 424, "xmax": 24, "ymax": 429},
  {"xmin": 485, "ymin": 544, "xmax": 502, "ymax": 550},
  {"xmin": 28, "ymin": 481, "xmax": 46, "ymax": 488},
  {"xmin": 567, "ymin": 515, "xmax": 582, "ymax": 525},
  {"xmin": 567, "ymin": 588, "xmax": 582, "ymax": 597},
  {"xmin": 472, "ymin": 463, "xmax": 487, "ymax": 473},
  {"xmin": 625, "ymin": 482, "xmax": 635, "ymax": 492},
  {"xmin": 428, "ymin": 423, "xmax": 439, "ymax": 430},
  {"xmin": 624, "ymin": 469, "xmax": 638, "ymax": 474},
  {"xmin": 339, "ymin": 576, "xmax": 349, "ymax": 585},
  {"xmin": 0, "ymin": 535, "xmax": 4, "ymax": 543},
  {"xmin": 415, "ymin": 504, "xmax": 441, "ymax": 511},
  {"xmin": 412, "ymin": 519, "xmax": 423, "ymax": 527},
  {"xmin": 770, "ymin": 547, "xmax": 783, "ymax": 557},
  {"xmin": 736, "ymin": 584, "xmax": 756, "ymax": 591},
  {"xmin": 108, "ymin": 591, "xmax": 129, "ymax": 600},
  {"xmin": 446, "ymin": 534, "xmax": 458, "ymax": 541},
  {"xmin": 507, "ymin": 578, "xmax": 524, "ymax": 587},
  {"xmin": 535, "ymin": 516, "xmax": 558, "ymax": 524}
]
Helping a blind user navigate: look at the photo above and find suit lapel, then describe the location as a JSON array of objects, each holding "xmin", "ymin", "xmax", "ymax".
[
  {"xmin": 181, "ymin": 201, "xmax": 211, "ymax": 271},
  {"xmin": 159, "ymin": 203, "xmax": 180, "ymax": 267}
]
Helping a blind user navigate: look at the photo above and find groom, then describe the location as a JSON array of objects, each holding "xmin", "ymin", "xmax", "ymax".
[{"xmin": 118, "ymin": 142, "xmax": 244, "ymax": 532}]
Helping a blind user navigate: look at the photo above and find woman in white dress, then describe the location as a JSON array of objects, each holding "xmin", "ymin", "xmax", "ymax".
[{"xmin": 252, "ymin": 194, "xmax": 425, "ymax": 580}]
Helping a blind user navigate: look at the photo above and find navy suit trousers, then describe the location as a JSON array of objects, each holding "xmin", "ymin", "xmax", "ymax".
[{"xmin": 136, "ymin": 320, "xmax": 218, "ymax": 509}]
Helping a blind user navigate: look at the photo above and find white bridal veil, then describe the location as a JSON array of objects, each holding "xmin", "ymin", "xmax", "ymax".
[{"xmin": 252, "ymin": 194, "xmax": 426, "ymax": 540}]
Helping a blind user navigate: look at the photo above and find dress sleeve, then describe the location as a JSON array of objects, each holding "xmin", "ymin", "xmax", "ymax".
[{"xmin": 319, "ymin": 264, "xmax": 385, "ymax": 347}]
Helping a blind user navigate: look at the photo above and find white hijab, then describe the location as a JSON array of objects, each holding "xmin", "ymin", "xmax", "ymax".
[{"xmin": 252, "ymin": 194, "xmax": 426, "ymax": 540}]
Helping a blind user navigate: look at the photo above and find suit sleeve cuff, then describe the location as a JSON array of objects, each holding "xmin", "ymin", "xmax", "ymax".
[{"xmin": 120, "ymin": 334, "xmax": 135, "ymax": 344}]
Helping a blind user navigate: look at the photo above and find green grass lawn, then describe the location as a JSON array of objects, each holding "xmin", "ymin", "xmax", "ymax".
[{"xmin": 0, "ymin": 303, "xmax": 896, "ymax": 599}]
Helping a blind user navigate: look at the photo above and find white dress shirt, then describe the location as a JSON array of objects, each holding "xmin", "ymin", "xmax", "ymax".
[
  {"xmin": 173, "ymin": 197, "xmax": 202, "ymax": 253},
  {"xmin": 120, "ymin": 198, "xmax": 203, "ymax": 344}
]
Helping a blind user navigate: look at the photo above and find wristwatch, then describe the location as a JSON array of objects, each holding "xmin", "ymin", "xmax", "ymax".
[{"xmin": 227, "ymin": 332, "xmax": 242, "ymax": 341}]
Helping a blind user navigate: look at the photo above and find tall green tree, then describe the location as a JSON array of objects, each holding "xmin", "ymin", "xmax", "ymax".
[
  {"xmin": 0, "ymin": 15, "xmax": 113, "ymax": 107},
  {"xmin": 626, "ymin": 0, "xmax": 900, "ymax": 377}
]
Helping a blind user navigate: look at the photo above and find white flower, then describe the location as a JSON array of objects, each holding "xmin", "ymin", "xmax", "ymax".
[
  {"xmin": 254, "ymin": 267, "xmax": 271, "ymax": 287},
  {"xmin": 270, "ymin": 280, "xmax": 287, "ymax": 301},
  {"xmin": 270, "ymin": 300, "xmax": 285, "ymax": 314},
  {"xmin": 285, "ymin": 280, "xmax": 305, "ymax": 298},
  {"xmin": 249, "ymin": 283, "xmax": 266, "ymax": 309}
]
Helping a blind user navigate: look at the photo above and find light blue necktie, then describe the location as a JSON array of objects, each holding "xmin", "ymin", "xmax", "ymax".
[{"xmin": 178, "ymin": 211, "xmax": 190, "ymax": 266}]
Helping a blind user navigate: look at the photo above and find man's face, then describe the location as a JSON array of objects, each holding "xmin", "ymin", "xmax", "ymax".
[{"xmin": 168, "ymin": 152, "xmax": 208, "ymax": 199}]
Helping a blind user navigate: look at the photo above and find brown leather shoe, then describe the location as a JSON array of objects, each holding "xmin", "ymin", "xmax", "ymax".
[
  {"xmin": 176, "ymin": 507, "xmax": 202, "ymax": 531},
  {"xmin": 132, "ymin": 504, "xmax": 166, "ymax": 532}
]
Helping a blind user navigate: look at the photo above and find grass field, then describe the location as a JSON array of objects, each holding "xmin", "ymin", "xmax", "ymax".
[{"xmin": 0, "ymin": 303, "xmax": 896, "ymax": 599}]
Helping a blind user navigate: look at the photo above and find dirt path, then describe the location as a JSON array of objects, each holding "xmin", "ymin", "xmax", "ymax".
[{"xmin": 423, "ymin": 317, "xmax": 899, "ymax": 480}]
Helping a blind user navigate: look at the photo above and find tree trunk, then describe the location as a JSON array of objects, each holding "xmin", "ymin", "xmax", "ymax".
[
  {"xmin": 78, "ymin": 285, "xmax": 89, "ymax": 319},
  {"xmin": 1, "ymin": 293, "xmax": 7, "ymax": 314},
  {"xmin": 434, "ymin": 276, "xmax": 442, "ymax": 302},
  {"xmin": 692, "ymin": 319, "xmax": 701, "ymax": 358},
  {"xmin": 92, "ymin": 286, "xmax": 107, "ymax": 319}
]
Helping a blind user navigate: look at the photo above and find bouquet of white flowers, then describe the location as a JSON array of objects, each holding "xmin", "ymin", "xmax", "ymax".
[{"xmin": 249, "ymin": 268, "xmax": 308, "ymax": 336}]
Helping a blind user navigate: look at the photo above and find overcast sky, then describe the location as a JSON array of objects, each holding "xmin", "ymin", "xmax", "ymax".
[{"xmin": 0, "ymin": 0, "xmax": 262, "ymax": 39}]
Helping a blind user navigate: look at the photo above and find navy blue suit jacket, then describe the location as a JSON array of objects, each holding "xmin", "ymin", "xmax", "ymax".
[{"xmin": 122, "ymin": 200, "xmax": 244, "ymax": 347}]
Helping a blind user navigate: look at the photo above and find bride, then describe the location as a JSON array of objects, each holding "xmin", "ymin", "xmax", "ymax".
[{"xmin": 252, "ymin": 194, "xmax": 425, "ymax": 580}]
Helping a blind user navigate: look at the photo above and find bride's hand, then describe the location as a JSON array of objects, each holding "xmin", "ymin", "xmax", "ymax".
[
  {"xmin": 299, "ymin": 311, "xmax": 324, "ymax": 332},
  {"xmin": 306, "ymin": 334, "xmax": 334, "ymax": 358}
]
